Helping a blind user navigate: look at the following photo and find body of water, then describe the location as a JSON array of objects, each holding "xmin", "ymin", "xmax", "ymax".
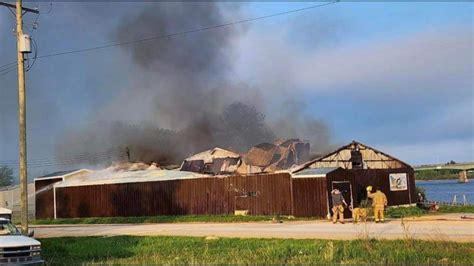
[{"xmin": 416, "ymin": 179, "xmax": 473, "ymax": 204}]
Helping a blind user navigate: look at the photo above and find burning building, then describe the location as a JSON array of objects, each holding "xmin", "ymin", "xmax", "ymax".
[
  {"xmin": 34, "ymin": 141, "xmax": 415, "ymax": 220},
  {"xmin": 35, "ymin": 166, "xmax": 292, "ymax": 219}
]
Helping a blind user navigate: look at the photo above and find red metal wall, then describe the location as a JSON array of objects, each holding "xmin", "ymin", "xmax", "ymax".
[
  {"xmin": 349, "ymin": 168, "xmax": 416, "ymax": 206},
  {"xmin": 35, "ymin": 178, "xmax": 62, "ymax": 219},
  {"xmin": 292, "ymin": 177, "xmax": 328, "ymax": 217},
  {"xmin": 39, "ymin": 168, "xmax": 415, "ymax": 220},
  {"xmin": 54, "ymin": 173, "xmax": 292, "ymax": 219},
  {"xmin": 291, "ymin": 168, "xmax": 354, "ymax": 218}
]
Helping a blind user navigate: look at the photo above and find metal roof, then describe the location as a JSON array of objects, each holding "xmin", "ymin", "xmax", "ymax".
[
  {"xmin": 292, "ymin": 167, "xmax": 339, "ymax": 178},
  {"xmin": 54, "ymin": 169, "xmax": 212, "ymax": 188},
  {"xmin": 34, "ymin": 169, "xmax": 93, "ymax": 181},
  {"xmin": 183, "ymin": 147, "xmax": 240, "ymax": 164},
  {"xmin": 38, "ymin": 169, "xmax": 80, "ymax": 179}
]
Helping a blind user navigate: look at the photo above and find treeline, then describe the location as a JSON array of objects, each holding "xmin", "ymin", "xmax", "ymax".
[{"xmin": 415, "ymin": 169, "xmax": 473, "ymax": 180}]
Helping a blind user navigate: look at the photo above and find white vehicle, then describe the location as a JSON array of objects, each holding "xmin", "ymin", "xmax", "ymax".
[
  {"xmin": 0, "ymin": 208, "xmax": 12, "ymax": 220},
  {"xmin": 0, "ymin": 217, "xmax": 44, "ymax": 265}
]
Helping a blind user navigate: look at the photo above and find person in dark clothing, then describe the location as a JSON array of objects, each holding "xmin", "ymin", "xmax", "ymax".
[{"xmin": 331, "ymin": 189, "xmax": 348, "ymax": 224}]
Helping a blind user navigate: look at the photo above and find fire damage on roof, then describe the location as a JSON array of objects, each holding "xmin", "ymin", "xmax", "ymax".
[{"xmin": 180, "ymin": 139, "xmax": 310, "ymax": 175}]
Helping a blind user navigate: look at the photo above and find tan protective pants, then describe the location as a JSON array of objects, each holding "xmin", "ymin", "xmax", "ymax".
[
  {"xmin": 374, "ymin": 205, "xmax": 385, "ymax": 222},
  {"xmin": 332, "ymin": 205, "xmax": 344, "ymax": 223}
]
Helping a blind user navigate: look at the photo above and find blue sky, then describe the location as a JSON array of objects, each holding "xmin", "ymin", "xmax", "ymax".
[
  {"xmin": 239, "ymin": 1, "xmax": 473, "ymax": 163},
  {"xmin": 0, "ymin": 2, "xmax": 472, "ymax": 178}
]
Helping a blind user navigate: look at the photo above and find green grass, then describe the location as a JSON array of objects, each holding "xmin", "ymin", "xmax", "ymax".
[
  {"xmin": 33, "ymin": 214, "xmax": 313, "ymax": 225},
  {"xmin": 386, "ymin": 205, "xmax": 474, "ymax": 218},
  {"xmin": 386, "ymin": 207, "xmax": 428, "ymax": 218},
  {"xmin": 438, "ymin": 205, "xmax": 474, "ymax": 213},
  {"xmin": 39, "ymin": 236, "xmax": 474, "ymax": 265},
  {"xmin": 33, "ymin": 205, "xmax": 474, "ymax": 225}
]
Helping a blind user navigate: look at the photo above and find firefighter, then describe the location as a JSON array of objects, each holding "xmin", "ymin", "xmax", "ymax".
[
  {"xmin": 331, "ymin": 189, "xmax": 348, "ymax": 224},
  {"xmin": 367, "ymin": 186, "xmax": 387, "ymax": 223}
]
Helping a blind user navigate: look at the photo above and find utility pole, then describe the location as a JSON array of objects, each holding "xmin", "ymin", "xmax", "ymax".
[
  {"xmin": 16, "ymin": 0, "xmax": 28, "ymax": 235},
  {"xmin": 1, "ymin": 0, "xmax": 38, "ymax": 234}
]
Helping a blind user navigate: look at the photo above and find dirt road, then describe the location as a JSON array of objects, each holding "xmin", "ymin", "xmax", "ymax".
[{"xmin": 33, "ymin": 215, "xmax": 474, "ymax": 242}]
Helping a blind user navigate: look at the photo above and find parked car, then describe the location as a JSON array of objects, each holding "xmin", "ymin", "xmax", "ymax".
[{"xmin": 0, "ymin": 217, "xmax": 44, "ymax": 265}]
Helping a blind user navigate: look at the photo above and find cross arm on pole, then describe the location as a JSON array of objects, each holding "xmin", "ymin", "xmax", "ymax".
[{"xmin": 0, "ymin": 1, "xmax": 38, "ymax": 14}]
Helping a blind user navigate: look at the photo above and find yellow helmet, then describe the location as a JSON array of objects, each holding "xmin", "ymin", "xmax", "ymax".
[{"xmin": 366, "ymin": 186, "xmax": 373, "ymax": 192}]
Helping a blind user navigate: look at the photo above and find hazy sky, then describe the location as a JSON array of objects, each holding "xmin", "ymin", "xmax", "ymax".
[{"xmin": 0, "ymin": 2, "xmax": 472, "ymax": 178}]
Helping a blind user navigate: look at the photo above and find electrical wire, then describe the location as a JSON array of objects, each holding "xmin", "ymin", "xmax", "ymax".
[
  {"xmin": 0, "ymin": 61, "xmax": 16, "ymax": 71},
  {"xmin": 0, "ymin": 152, "xmax": 127, "ymax": 166},
  {"xmin": 0, "ymin": 148, "xmax": 127, "ymax": 164},
  {"xmin": 0, "ymin": 1, "xmax": 338, "ymax": 71},
  {"xmin": 25, "ymin": 37, "xmax": 38, "ymax": 71},
  {"xmin": 0, "ymin": 64, "xmax": 17, "ymax": 76},
  {"xmin": 0, "ymin": 150, "xmax": 128, "ymax": 168}
]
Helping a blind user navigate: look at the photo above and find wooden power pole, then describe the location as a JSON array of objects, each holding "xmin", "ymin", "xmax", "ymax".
[
  {"xmin": 16, "ymin": 0, "xmax": 28, "ymax": 235},
  {"xmin": 1, "ymin": 0, "xmax": 38, "ymax": 234}
]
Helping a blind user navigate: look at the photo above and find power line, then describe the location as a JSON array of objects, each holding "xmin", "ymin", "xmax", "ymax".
[
  {"xmin": 0, "ymin": 152, "xmax": 126, "ymax": 166},
  {"xmin": 0, "ymin": 65, "xmax": 17, "ymax": 76},
  {"xmin": 0, "ymin": 149, "xmax": 126, "ymax": 164},
  {"xmin": 0, "ymin": 61, "xmax": 17, "ymax": 70},
  {"xmin": 0, "ymin": 1, "xmax": 338, "ymax": 71},
  {"xmin": 0, "ymin": 148, "xmax": 127, "ymax": 164},
  {"xmin": 1, "ymin": 154, "xmax": 128, "ymax": 168}
]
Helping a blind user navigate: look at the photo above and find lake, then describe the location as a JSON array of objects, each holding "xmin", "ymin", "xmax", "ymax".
[{"xmin": 416, "ymin": 179, "xmax": 473, "ymax": 204}]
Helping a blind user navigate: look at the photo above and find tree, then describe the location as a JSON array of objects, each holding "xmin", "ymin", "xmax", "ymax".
[{"xmin": 0, "ymin": 166, "xmax": 14, "ymax": 187}]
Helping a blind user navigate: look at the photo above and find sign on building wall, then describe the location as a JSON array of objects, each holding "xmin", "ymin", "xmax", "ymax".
[{"xmin": 389, "ymin": 173, "xmax": 408, "ymax": 191}]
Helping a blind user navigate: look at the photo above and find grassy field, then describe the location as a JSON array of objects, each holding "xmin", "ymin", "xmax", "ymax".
[
  {"xmin": 33, "ymin": 214, "xmax": 314, "ymax": 225},
  {"xmin": 40, "ymin": 236, "xmax": 474, "ymax": 264},
  {"xmin": 415, "ymin": 169, "xmax": 473, "ymax": 180},
  {"xmin": 386, "ymin": 205, "xmax": 474, "ymax": 218}
]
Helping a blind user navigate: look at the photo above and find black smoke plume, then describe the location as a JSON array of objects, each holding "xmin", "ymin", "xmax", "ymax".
[{"xmin": 57, "ymin": 3, "xmax": 332, "ymax": 166}]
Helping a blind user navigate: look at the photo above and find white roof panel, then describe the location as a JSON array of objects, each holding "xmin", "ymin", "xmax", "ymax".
[
  {"xmin": 54, "ymin": 169, "xmax": 212, "ymax": 188},
  {"xmin": 292, "ymin": 167, "xmax": 339, "ymax": 178}
]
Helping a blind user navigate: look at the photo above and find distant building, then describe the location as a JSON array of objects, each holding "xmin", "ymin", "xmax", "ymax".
[{"xmin": 0, "ymin": 184, "xmax": 35, "ymax": 219}]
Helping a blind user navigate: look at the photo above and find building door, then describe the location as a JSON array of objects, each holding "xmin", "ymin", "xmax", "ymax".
[{"xmin": 331, "ymin": 181, "xmax": 353, "ymax": 218}]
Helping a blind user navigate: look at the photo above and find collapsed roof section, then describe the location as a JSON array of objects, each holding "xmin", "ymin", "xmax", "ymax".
[
  {"xmin": 243, "ymin": 139, "xmax": 310, "ymax": 172},
  {"xmin": 180, "ymin": 147, "xmax": 241, "ymax": 175},
  {"xmin": 180, "ymin": 139, "xmax": 310, "ymax": 175}
]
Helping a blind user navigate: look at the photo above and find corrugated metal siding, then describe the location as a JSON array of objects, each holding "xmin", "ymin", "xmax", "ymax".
[
  {"xmin": 55, "ymin": 173, "xmax": 292, "ymax": 219},
  {"xmin": 35, "ymin": 178, "xmax": 62, "ymax": 219},
  {"xmin": 349, "ymin": 168, "xmax": 416, "ymax": 206},
  {"xmin": 292, "ymin": 177, "xmax": 328, "ymax": 217}
]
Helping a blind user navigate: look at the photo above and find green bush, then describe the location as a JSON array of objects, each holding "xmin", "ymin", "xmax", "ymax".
[
  {"xmin": 415, "ymin": 186, "xmax": 426, "ymax": 201},
  {"xmin": 386, "ymin": 207, "xmax": 428, "ymax": 218}
]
